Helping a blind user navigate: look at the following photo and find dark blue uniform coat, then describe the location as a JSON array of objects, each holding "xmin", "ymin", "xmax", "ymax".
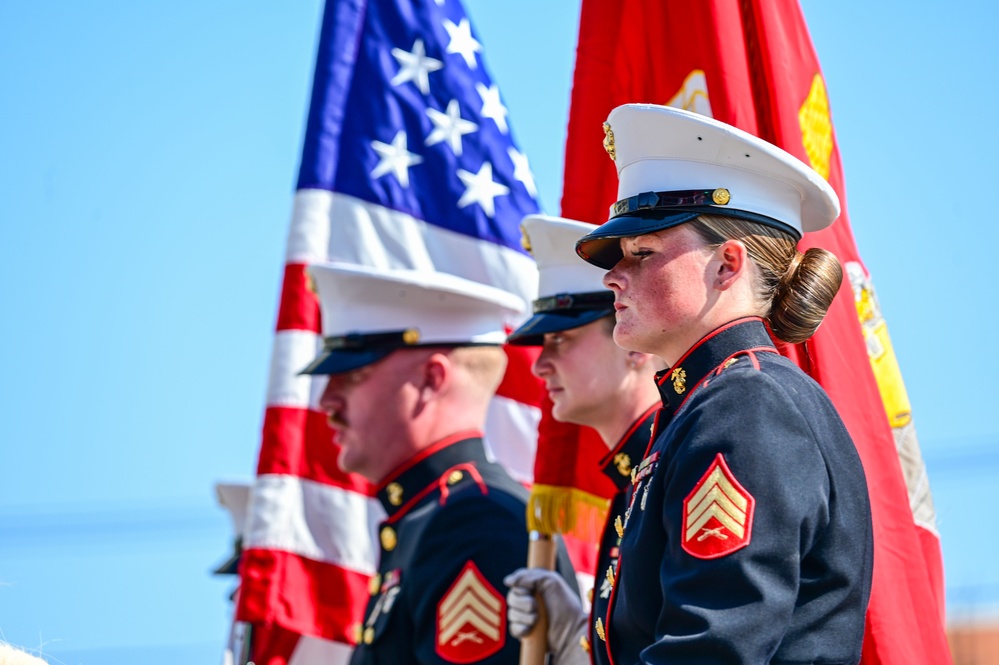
[
  {"xmin": 597, "ymin": 318, "xmax": 873, "ymax": 665},
  {"xmin": 350, "ymin": 433, "xmax": 576, "ymax": 665},
  {"xmin": 589, "ymin": 408, "xmax": 657, "ymax": 665}
]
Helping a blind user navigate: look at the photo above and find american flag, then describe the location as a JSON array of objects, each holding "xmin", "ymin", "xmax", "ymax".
[{"xmin": 235, "ymin": 0, "xmax": 544, "ymax": 662}]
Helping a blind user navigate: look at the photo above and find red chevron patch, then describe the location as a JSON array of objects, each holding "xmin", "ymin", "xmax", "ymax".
[
  {"xmin": 682, "ymin": 453, "xmax": 755, "ymax": 559},
  {"xmin": 436, "ymin": 561, "xmax": 506, "ymax": 663}
]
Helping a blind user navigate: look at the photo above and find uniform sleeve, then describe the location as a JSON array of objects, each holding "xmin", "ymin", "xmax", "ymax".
[
  {"xmin": 405, "ymin": 493, "xmax": 531, "ymax": 665},
  {"xmin": 643, "ymin": 370, "xmax": 830, "ymax": 664}
]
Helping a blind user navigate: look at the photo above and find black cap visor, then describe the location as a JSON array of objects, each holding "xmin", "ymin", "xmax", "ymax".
[
  {"xmin": 575, "ymin": 211, "xmax": 701, "ymax": 269},
  {"xmin": 507, "ymin": 307, "xmax": 614, "ymax": 346},
  {"xmin": 576, "ymin": 207, "xmax": 800, "ymax": 270},
  {"xmin": 299, "ymin": 348, "xmax": 394, "ymax": 376}
]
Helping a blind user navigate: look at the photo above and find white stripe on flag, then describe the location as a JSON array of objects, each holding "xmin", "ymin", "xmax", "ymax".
[
  {"xmin": 288, "ymin": 635, "xmax": 354, "ymax": 665},
  {"xmin": 484, "ymin": 395, "xmax": 541, "ymax": 484},
  {"xmin": 266, "ymin": 330, "xmax": 323, "ymax": 408},
  {"xmin": 245, "ymin": 474, "xmax": 385, "ymax": 573},
  {"xmin": 287, "ymin": 190, "xmax": 539, "ymax": 304}
]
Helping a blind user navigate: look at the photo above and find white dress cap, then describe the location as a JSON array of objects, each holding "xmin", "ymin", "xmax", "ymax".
[
  {"xmin": 576, "ymin": 104, "xmax": 841, "ymax": 269},
  {"xmin": 301, "ymin": 263, "xmax": 526, "ymax": 374},
  {"xmin": 507, "ymin": 215, "xmax": 616, "ymax": 346},
  {"xmin": 522, "ymin": 215, "xmax": 605, "ymax": 298},
  {"xmin": 611, "ymin": 104, "xmax": 839, "ymax": 236}
]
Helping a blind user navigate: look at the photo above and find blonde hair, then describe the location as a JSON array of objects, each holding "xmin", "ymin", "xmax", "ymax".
[
  {"xmin": 689, "ymin": 214, "xmax": 843, "ymax": 344},
  {"xmin": 447, "ymin": 346, "xmax": 508, "ymax": 396}
]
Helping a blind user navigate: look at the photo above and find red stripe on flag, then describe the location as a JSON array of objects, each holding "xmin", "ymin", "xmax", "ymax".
[
  {"xmin": 258, "ymin": 406, "xmax": 374, "ymax": 494},
  {"xmin": 276, "ymin": 263, "xmax": 321, "ymax": 333},
  {"xmin": 250, "ymin": 622, "xmax": 301, "ymax": 665},
  {"xmin": 496, "ymin": 344, "xmax": 544, "ymax": 407},
  {"xmin": 239, "ymin": 548, "xmax": 371, "ymax": 644}
]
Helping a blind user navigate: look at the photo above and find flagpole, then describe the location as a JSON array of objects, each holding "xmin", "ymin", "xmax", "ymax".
[{"xmin": 519, "ymin": 532, "xmax": 557, "ymax": 665}]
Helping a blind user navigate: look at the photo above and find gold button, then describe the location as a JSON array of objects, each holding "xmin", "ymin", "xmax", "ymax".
[
  {"xmin": 368, "ymin": 574, "xmax": 381, "ymax": 595},
  {"xmin": 595, "ymin": 617, "xmax": 606, "ymax": 641},
  {"xmin": 579, "ymin": 635, "xmax": 591, "ymax": 653},
  {"xmin": 380, "ymin": 526, "xmax": 397, "ymax": 551},
  {"xmin": 363, "ymin": 626, "xmax": 375, "ymax": 644},
  {"xmin": 402, "ymin": 328, "xmax": 420, "ymax": 345},
  {"xmin": 386, "ymin": 482, "xmax": 403, "ymax": 506},
  {"xmin": 447, "ymin": 470, "xmax": 464, "ymax": 485},
  {"xmin": 353, "ymin": 624, "xmax": 363, "ymax": 644},
  {"xmin": 712, "ymin": 188, "xmax": 731, "ymax": 205}
]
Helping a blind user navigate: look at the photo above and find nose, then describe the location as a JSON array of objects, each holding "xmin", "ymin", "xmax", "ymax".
[
  {"xmin": 531, "ymin": 346, "xmax": 554, "ymax": 379},
  {"xmin": 604, "ymin": 264, "xmax": 623, "ymax": 292},
  {"xmin": 318, "ymin": 375, "xmax": 344, "ymax": 413}
]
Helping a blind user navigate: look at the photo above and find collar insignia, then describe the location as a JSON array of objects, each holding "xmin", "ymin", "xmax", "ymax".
[
  {"xmin": 613, "ymin": 453, "xmax": 632, "ymax": 477},
  {"xmin": 671, "ymin": 367, "xmax": 687, "ymax": 394},
  {"xmin": 386, "ymin": 482, "xmax": 404, "ymax": 506}
]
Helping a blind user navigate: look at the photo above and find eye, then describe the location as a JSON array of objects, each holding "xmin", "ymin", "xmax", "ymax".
[{"xmin": 629, "ymin": 248, "xmax": 653, "ymax": 258}]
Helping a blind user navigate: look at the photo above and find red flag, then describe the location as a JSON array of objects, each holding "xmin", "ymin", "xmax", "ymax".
[{"xmin": 560, "ymin": 0, "xmax": 950, "ymax": 662}]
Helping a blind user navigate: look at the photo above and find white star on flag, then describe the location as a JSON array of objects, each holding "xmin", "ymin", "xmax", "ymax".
[
  {"xmin": 426, "ymin": 100, "xmax": 478, "ymax": 156},
  {"xmin": 371, "ymin": 131, "xmax": 424, "ymax": 187},
  {"xmin": 475, "ymin": 82, "xmax": 508, "ymax": 134},
  {"xmin": 391, "ymin": 39, "xmax": 443, "ymax": 95},
  {"xmin": 457, "ymin": 162, "xmax": 510, "ymax": 218},
  {"xmin": 507, "ymin": 147, "xmax": 537, "ymax": 198},
  {"xmin": 443, "ymin": 18, "xmax": 481, "ymax": 69}
]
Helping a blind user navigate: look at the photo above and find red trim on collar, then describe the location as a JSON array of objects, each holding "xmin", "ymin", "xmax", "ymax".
[
  {"xmin": 674, "ymin": 345, "xmax": 777, "ymax": 413},
  {"xmin": 376, "ymin": 430, "xmax": 483, "ymax": 492},
  {"xmin": 656, "ymin": 317, "xmax": 765, "ymax": 387},
  {"xmin": 597, "ymin": 404, "xmax": 658, "ymax": 468}
]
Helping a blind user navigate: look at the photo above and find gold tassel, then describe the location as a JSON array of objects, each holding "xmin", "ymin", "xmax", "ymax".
[{"xmin": 526, "ymin": 484, "xmax": 610, "ymax": 543}]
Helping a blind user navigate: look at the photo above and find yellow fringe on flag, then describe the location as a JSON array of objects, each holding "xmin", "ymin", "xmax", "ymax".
[{"xmin": 527, "ymin": 484, "xmax": 611, "ymax": 543}]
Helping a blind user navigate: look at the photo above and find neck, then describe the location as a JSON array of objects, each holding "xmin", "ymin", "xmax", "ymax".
[{"xmin": 594, "ymin": 399, "xmax": 658, "ymax": 449}]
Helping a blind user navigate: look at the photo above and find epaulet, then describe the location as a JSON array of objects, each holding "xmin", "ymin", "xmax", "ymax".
[
  {"xmin": 713, "ymin": 348, "xmax": 771, "ymax": 376},
  {"xmin": 436, "ymin": 463, "xmax": 489, "ymax": 505}
]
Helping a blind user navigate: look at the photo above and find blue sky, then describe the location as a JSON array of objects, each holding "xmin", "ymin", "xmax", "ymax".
[{"xmin": 2, "ymin": 1, "xmax": 998, "ymax": 663}]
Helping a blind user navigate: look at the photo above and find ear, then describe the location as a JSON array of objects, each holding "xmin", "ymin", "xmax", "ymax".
[
  {"xmin": 420, "ymin": 352, "xmax": 450, "ymax": 399},
  {"xmin": 714, "ymin": 239, "xmax": 748, "ymax": 290},
  {"xmin": 626, "ymin": 351, "xmax": 647, "ymax": 369}
]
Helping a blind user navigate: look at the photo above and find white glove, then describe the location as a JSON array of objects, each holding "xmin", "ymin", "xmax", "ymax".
[{"xmin": 504, "ymin": 568, "xmax": 589, "ymax": 665}]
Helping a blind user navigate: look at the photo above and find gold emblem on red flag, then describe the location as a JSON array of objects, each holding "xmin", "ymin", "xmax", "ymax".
[
  {"xmin": 436, "ymin": 562, "xmax": 505, "ymax": 662},
  {"xmin": 682, "ymin": 453, "xmax": 755, "ymax": 559},
  {"xmin": 799, "ymin": 73, "xmax": 833, "ymax": 180},
  {"xmin": 666, "ymin": 69, "xmax": 713, "ymax": 118}
]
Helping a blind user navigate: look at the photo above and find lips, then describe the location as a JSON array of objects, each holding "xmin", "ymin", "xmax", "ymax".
[{"xmin": 327, "ymin": 411, "xmax": 348, "ymax": 430}]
